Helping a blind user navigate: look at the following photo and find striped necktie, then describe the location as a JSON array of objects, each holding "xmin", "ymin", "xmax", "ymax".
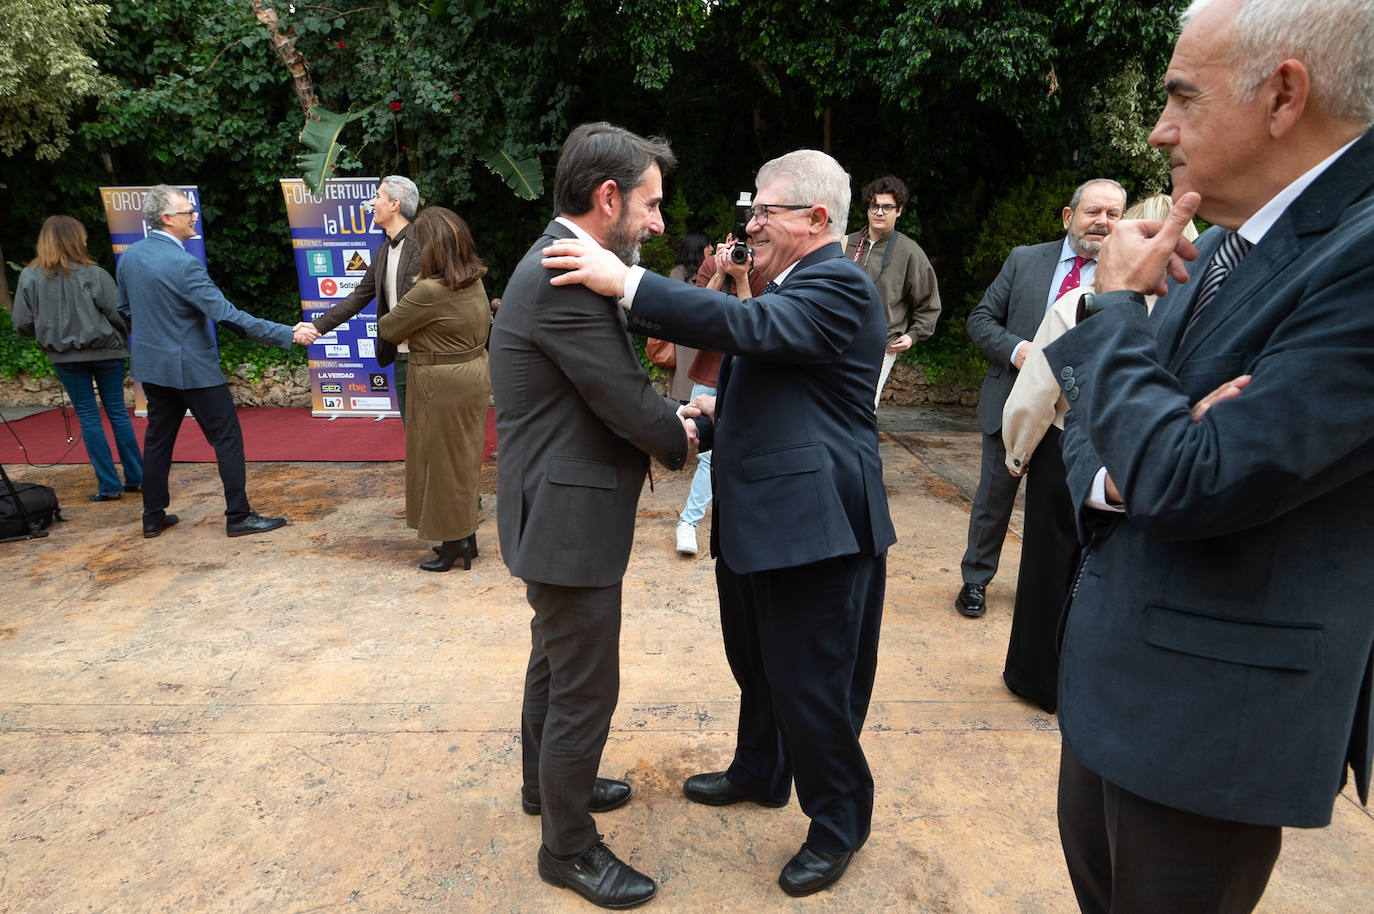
[{"xmin": 1181, "ymin": 231, "xmax": 1253, "ymax": 343}]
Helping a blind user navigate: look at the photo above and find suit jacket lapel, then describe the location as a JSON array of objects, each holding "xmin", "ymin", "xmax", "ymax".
[
  {"xmin": 1159, "ymin": 228, "xmax": 1222, "ymax": 367},
  {"xmin": 1031, "ymin": 243, "xmax": 1059, "ymax": 308}
]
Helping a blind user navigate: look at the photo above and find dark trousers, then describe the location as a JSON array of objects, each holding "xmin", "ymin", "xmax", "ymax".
[
  {"xmin": 1003, "ymin": 426, "xmax": 1079, "ymax": 713},
  {"xmin": 1058, "ymin": 741, "xmax": 1282, "ymax": 914},
  {"xmin": 961, "ymin": 429, "xmax": 1024, "ymax": 586},
  {"xmin": 142, "ymin": 382, "xmax": 251, "ymax": 521},
  {"xmin": 394, "ymin": 356, "xmax": 408, "ymax": 426},
  {"xmin": 520, "ymin": 579, "xmax": 622, "ymax": 856},
  {"xmin": 716, "ymin": 551, "xmax": 886, "ymax": 853}
]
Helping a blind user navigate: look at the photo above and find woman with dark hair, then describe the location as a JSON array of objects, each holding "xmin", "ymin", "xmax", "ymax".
[
  {"xmin": 669, "ymin": 229, "xmax": 711, "ymax": 285},
  {"xmin": 379, "ymin": 207, "xmax": 491, "ymax": 571},
  {"xmin": 14, "ymin": 215, "xmax": 143, "ymax": 501}
]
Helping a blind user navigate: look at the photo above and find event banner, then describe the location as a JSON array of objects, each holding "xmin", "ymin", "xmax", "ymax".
[
  {"xmin": 99, "ymin": 185, "xmax": 208, "ymax": 414},
  {"xmin": 279, "ymin": 177, "xmax": 398, "ymax": 418}
]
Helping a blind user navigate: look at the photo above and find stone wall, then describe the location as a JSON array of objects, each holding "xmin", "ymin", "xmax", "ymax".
[
  {"xmin": 0, "ymin": 366, "xmax": 314, "ymax": 410},
  {"xmin": 4, "ymin": 362, "xmax": 977, "ymax": 410}
]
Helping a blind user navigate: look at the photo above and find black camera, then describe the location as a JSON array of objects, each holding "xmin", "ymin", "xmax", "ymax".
[{"xmin": 730, "ymin": 191, "xmax": 754, "ymax": 265}]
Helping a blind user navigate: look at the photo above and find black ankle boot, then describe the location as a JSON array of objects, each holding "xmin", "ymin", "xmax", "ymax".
[
  {"xmin": 420, "ymin": 536, "xmax": 475, "ymax": 572},
  {"xmin": 433, "ymin": 531, "xmax": 478, "ymax": 557}
]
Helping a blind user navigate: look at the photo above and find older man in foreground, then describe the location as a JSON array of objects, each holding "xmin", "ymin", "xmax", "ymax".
[{"xmin": 1041, "ymin": 0, "xmax": 1374, "ymax": 910}]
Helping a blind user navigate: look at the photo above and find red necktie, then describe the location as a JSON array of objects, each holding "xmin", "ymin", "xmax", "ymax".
[{"xmin": 1056, "ymin": 256, "xmax": 1089, "ymax": 299}]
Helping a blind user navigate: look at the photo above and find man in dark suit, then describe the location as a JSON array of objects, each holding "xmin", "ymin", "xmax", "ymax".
[
  {"xmin": 307, "ymin": 175, "xmax": 420, "ymax": 408},
  {"xmin": 307, "ymin": 176, "xmax": 420, "ymax": 517},
  {"xmin": 488, "ymin": 123, "xmax": 692, "ymax": 910},
  {"xmin": 117, "ymin": 184, "xmax": 312, "ymax": 539},
  {"xmin": 543, "ymin": 149, "xmax": 896, "ymax": 898},
  {"xmin": 958, "ymin": 178, "xmax": 1125, "ymax": 618},
  {"xmin": 1041, "ymin": 0, "xmax": 1374, "ymax": 909}
]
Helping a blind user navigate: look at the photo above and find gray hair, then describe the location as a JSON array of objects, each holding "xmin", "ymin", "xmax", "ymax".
[
  {"xmin": 1067, "ymin": 178, "xmax": 1127, "ymax": 213},
  {"xmin": 143, "ymin": 184, "xmax": 184, "ymax": 230},
  {"xmin": 1183, "ymin": 0, "xmax": 1374, "ymax": 126},
  {"xmin": 755, "ymin": 149, "xmax": 851, "ymax": 240},
  {"xmin": 380, "ymin": 175, "xmax": 420, "ymax": 220}
]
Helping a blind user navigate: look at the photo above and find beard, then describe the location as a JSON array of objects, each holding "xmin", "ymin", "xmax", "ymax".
[
  {"xmin": 606, "ymin": 209, "xmax": 647, "ymax": 267},
  {"xmin": 1073, "ymin": 227, "xmax": 1109, "ymax": 257}
]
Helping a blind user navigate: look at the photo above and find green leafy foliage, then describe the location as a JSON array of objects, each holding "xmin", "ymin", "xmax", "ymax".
[
  {"xmin": 475, "ymin": 138, "xmax": 543, "ymax": 200},
  {"xmin": 298, "ymin": 106, "xmax": 372, "ymax": 196},
  {"xmin": 0, "ymin": 0, "xmax": 117, "ymax": 161},
  {"xmin": 1, "ymin": 0, "xmax": 1189, "ymax": 388}
]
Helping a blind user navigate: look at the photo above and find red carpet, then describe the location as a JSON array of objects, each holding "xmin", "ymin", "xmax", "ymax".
[{"xmin": 1, "ymin": 407, "xmax": 498, "ymax": 465}]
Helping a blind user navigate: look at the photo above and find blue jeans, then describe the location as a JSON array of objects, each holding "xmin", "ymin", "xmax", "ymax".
[
  {"xmin": 680, "ymin": 382, "xmax": 716, "ymax": 526},
  {"xmin": 54, "ymin": 359, "xmax": 143, "ymax": 496}
]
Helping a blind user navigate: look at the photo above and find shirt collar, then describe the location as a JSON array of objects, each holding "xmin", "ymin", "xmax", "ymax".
[
  {"xmin": 151, "ymin": 229, "xmax": 185, "ymax": 250},
  {"xmin": 387, "ymin": 222, "xmax": 410, "ymax": 249},
  {"xmin": 1238, "ymin": 135, "xmax": 1360, "ymax": 245},
  {"xmin": 554, "ymin": 215, "xmax": 607, "ymax": 250},
  {"xmin": 1058, "ymin": 237, "xmax": 1092, "ymax": 264}
]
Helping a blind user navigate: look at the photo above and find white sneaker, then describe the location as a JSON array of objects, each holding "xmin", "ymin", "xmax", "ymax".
[{"xmin": 676, "ymin": 522, "xmax": 698, "ymax": 555}]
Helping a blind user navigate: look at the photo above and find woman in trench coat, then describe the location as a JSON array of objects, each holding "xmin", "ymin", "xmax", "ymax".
[{"xmin": 379, "ymin": 207, "xmax": 491, "ymax": 571}]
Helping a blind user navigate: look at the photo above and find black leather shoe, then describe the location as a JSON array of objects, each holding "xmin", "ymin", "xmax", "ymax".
[
  {"xmin": 537, "ymin": 841, "xmax": 657, "ymax": 909},
  {"xmin": 778, "ymin": 843, "xmax": 854, "ymax": 897},
  {"xmin": 522, "ymin": 777, "xmax": 632, "ymax": 816},
  {"xmin": 226, "ymin": 512, "xmax": 286, "ymax": 537},
  {"xmin": 90, "ymin": 492, "xmax": 122, "ymax": 501},
  {"xmin": 123, "ymin": 484, "xmax": 141, "ymax": 493},
  {"xmin": 956, "ymin": 582, "xmax": 987, "ymax": 618},
  {"xmin": 142, "ymin": 514, "xmax": 179, "ymax": 538},
  {"xmin": 682, "ymin": 771, "xmax": 787, "ymax": 808},
  {"xmin": 420, "ymin": 536, "xmax": 476, "ymax": 572}
]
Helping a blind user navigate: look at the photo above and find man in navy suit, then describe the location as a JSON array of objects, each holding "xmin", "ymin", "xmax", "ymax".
[
  {"xmin": 543, "ymin": 149, "xmax": 896, "ymax": 898},
  {"xmin": 1042, "ymin": 0, "xmax": 1374, "ymax": 910},
  {"xmin": 958, "ymin": 179, "xmax": 1125, "ymax": 619},
  {"xmin": 117, "ymin": 184, "xmax": 312, "ymax": 539}
]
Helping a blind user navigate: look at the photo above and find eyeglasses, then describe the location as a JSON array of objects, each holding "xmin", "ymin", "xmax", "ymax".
[
  {"xmin": 171, "ymin": 210, "xmax": 197, "ymax": 217},
  {"xmin": 867, "ymin": 203, "xmax": 899, "ymax": 215},
  {"xmin": 748, "ymin": 203, "xmax": 816, "ymax": 224}
]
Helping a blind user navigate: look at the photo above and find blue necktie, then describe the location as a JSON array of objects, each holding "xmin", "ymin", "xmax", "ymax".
[{"xmin": 763, "ymin": 281, "xmax": 779, "ymax": 294}]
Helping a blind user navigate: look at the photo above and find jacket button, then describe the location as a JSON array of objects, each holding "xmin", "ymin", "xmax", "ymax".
[
  {"xmin": 1060, "ymin": 366, "xmax": 1074, "ymax": 380},
  {"xmin": 1068, "ymin": 388, "xmax": 1079, "ymax": 401}
]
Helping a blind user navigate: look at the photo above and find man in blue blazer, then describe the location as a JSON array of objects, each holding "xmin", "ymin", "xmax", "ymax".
[
  {"xmin": 544, "ymin": 149, "xmax": 896, "ymax": 898},
  {"xmin": 117, "ymin": 185, "xmax": 310, "ymax": 538},
  {"xmin": 1042, "ymin": 0, "xmax": 1374, "ymax": 909}
]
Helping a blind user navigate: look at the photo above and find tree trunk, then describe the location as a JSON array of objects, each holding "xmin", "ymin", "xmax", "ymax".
[{"xmin": 248, "ymin": 0, "xmax": 320, "ymax": 116}]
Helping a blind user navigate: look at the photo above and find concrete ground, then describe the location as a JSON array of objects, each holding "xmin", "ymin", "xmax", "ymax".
[{"xmin": 1, "ymin": 406, "xmax": 1370, "ymax": 913}]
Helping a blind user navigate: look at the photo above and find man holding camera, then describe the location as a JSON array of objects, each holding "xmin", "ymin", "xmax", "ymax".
[{"xmin": 544, "ymin": 148, "xmax": 895, "ymax": 899}]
